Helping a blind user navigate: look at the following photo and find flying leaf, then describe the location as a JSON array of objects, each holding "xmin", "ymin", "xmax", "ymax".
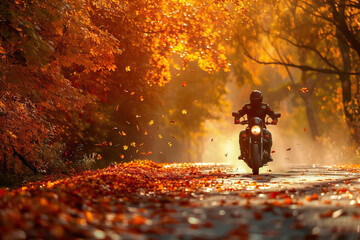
[
  {"xmin": 287, "ymin": 86, "xmax": 291, "ymax": 91},
  {"xmin": 144, "ymin": 130, "xmax": 148, "ymax": 135},
  {"xmin": 182, "ymin": 109, "xmax": 187, "ymax": 115},
  {"xmin": 140, "ymin": 96, "xmax": 144, "ymax": 101},
  {"xmin": 182, "ymin": 81, "xmax": 187, "ymax": 87},
  {"xmin": 125, "ymin": 66, "xmax": 131, "ymax": 72},
  {"xmin": 168, "ymin": 142, "xmax": 172, "ymax": 147},
  {"xmin": 123, "ymin": 145, "xmax": 129, "ymax": 150},
  {"xmin": 120, "ymin": 154, "xmax": 124, "ymax": 159},
  {"xmin": 149, "ymin": 120, "xmax": 154, "ymax": 126},
  {"xmin": 130, "ymin": 142, "xmax": 136, "ymax": 147},
  {"xmin": 299, "ymin": 87, "xmax": 309, "ymax": 93},
  {"xmin": 158, "ymin": 134, "xmax": 163, "ymax": 139}
]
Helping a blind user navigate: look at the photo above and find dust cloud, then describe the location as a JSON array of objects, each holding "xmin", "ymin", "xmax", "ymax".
[{"xmin": 199, "ymin": 81, "xmax": 352, "ymax": 173}]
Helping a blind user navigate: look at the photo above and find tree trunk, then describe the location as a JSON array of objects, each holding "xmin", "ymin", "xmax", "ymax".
[
  {"xmin": 298, "ymin": 52, "xmax": 320, "ymax": 140},
  {"xmin": 336, "ymin": 27, "xmax": 360, "ymax": 146},
  {"xmin": 12, "ymin": 146, "xmax": 38, "ymax": 174},
  {"xmin": 301, "ymin": 94, "xmax": 319, "ymax": 140},
  {"xmin": 2, "ymin": 153, "xmax": 6, "ymax": 174}
]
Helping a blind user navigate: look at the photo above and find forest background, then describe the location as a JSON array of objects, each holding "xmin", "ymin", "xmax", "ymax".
[{"xmin": 0, "ymin": 0, "xmax": 359, "ymax": 184}]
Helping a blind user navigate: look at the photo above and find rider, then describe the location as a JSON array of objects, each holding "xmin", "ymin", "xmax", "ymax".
[{"xmin": 236, "ymin": 90, "xmax": 278, "ymax": 162}]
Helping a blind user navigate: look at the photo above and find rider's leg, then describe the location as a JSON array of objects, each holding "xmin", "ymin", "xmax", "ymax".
[
  {"xmin": 263, "ymin": 129, "xmax": 273, "ymax": 162},
  {"xmin": 238, "ymin": 130, "xmax": 246, "ymax": 159},
  {"xmin": 239, "ymin": 130, "xmax": 247, "ymax": 159}
]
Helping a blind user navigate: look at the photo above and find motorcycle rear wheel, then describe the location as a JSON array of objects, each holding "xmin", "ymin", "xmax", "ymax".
[{"xmin": 251, "ymin": 144, "xmax": 260, "ymax": 175}]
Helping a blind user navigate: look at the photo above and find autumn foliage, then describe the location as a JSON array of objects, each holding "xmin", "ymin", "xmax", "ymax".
[{"xmin": 0, "ymin": 0, "xmax": 243, "ymax": 175}]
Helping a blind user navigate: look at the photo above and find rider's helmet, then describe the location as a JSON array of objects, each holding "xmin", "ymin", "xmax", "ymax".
[{"xmin": 250, "ymin": 90, "xmax": 263, "ymax": 107}]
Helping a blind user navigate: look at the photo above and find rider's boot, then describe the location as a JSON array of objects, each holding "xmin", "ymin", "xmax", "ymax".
[
  {"xmin": 238, "ymin": 150, "xmax": 246, "ymax": 160},
  {"xmin": 264, "ymin": 150, "xmax": 273, "ymax": 163}
]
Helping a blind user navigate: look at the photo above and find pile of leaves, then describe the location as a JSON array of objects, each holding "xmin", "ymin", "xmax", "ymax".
[
  {"xmin": 2, "ymin": 161, "xmax": 360, "ymax": 239},
  {"xmin": 0, "ymin": 161, "xmax": 232, "ymax": 239}
]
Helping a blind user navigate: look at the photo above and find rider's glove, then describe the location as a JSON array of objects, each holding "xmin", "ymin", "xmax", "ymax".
[
  {"xmin": 235, "ymin": 119, "xmax": 240, "ymax": 124},
  {"xmin": 271, "ymin": 120, "xmax": 278, "ymax": 125}
]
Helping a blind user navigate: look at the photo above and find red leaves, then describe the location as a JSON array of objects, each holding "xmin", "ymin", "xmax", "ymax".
[
  {"xmin": 2, "ymin": 161, "xmax": 360, "ymax": 239},
  {"xmin": 299, "ymin": 87, "xmax": 309, "ymax": 93},
  {"xmin": 130, "ymin": 214, "xmax": 147, "ymax": 225},
  {"xmin": 0, "ymin": 189, "xmax": 6, "ymax": 197},
  {"xmin": 305, "ymin": 193, "xmax": 319, "ymax": 201},
  {"xmin": 253, "ymin": 211, "xmax": 263, "ymax": 220}
]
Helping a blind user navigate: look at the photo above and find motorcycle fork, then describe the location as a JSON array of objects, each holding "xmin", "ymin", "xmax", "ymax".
[{"xmin": 248, "ymin": 130, "xmax": 264, "ymax": 162}]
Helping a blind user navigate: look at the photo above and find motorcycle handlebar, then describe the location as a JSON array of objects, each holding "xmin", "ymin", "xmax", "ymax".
[
  {"xmin": 233, "ymin": 112, "xmax": 280, "ymax": 125},
  {"xmin": 236, "ymin": 121, "xmax": 277, "ymax": 125}
]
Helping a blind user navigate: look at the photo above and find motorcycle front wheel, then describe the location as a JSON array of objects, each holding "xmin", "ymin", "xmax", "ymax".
[{"xmin": 251, "ymin": 144, "xmax": 260, "ymax": 175}]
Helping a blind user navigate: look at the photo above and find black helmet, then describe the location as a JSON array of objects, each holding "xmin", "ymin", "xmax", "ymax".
[{"xmin": 250, "ymin": 90, "xmax": 263, "ymax": 107}]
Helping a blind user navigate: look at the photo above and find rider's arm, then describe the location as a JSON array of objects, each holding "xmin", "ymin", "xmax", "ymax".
[
  {"xmin": 238, "ymin": 104, "xmax": 249, "ymax": 117},
  {"xmin": 234, "ymin": 105, "xmax": 248, "ymax": 124},
  {"xmin": 264, "ymin": 104, "xmax": 278, "ymax": 122}
]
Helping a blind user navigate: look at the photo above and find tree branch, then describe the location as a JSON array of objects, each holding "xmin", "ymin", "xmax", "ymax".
[
  {"xmin": 278, "ymin": 36, "xmax": 340, "ymax": 71},
  {"xmin": 241, "ymin": 45, "xmax": 360, "ymax": 75}
]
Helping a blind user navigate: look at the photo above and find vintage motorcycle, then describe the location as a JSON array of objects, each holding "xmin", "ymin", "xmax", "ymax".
[{"xmin": 232, "ymin": 112, "xmax": 281, "ymax": 175}]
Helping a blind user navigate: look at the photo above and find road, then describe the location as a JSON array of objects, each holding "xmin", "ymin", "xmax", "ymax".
[
  {"xmin": 1, "ymin": 161, "xmax": 360, "ymax": 240},
  {"xmin": 136, "ymin": 164, "xmax": 360, "ymax": 240}
]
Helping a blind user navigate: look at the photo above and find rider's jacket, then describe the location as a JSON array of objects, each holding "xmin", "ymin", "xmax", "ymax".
[{"xmin": 238, "ymin": 103, "xmax": 277, "ymax": 123}]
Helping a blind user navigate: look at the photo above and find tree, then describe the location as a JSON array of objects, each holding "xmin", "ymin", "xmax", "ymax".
[
  {"xmin": 0, "ymin": 0, "xmax": 245, "ymax": 174},
  {"xmin": 230, "ymin": 0, "xmax": 360, "ymax": 147}
]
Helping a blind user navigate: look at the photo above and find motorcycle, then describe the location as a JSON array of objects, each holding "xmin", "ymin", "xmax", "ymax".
[{"xmin": 232, "ymin": 112, "xmax": 281, "ymax": 175}]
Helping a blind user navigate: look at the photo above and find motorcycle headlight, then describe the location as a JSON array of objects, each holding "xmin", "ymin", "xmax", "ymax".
[{"xmin": 251, "ymin": 125, "xmax": 261, "ymax": 136}]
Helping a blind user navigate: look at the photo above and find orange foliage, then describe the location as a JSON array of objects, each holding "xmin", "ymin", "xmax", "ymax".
[{"xmin": 0, "ymin": 0, "xmax": 248, "ymax": 173}]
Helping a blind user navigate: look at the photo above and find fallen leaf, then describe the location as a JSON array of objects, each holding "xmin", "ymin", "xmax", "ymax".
[{"xmin": 299, "ymin": 87, "xmax": 309, "ymax": 93}]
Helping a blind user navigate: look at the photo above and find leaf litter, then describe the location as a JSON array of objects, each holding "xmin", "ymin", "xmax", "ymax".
[{"xmin": 1, "ymin": 162, "xmax": 360, "ymax": 239}]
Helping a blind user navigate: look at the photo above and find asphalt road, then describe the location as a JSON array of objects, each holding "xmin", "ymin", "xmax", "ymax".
[{"xmin": 138, "ymin": 164, "xmax": 360, "ymax": 240}]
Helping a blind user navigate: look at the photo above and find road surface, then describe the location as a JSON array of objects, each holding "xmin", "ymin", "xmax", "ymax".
[{"xmin": 1, "ymin": 162, "xmax": 360, "ymax": 239}]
